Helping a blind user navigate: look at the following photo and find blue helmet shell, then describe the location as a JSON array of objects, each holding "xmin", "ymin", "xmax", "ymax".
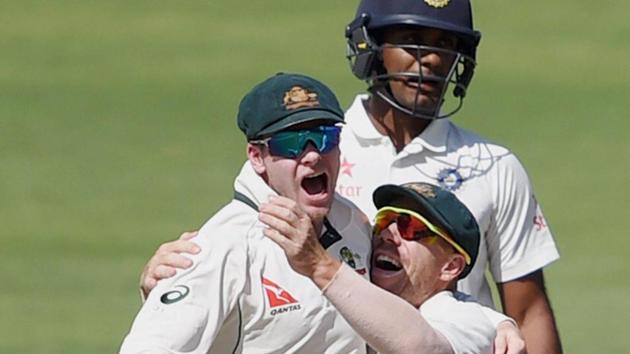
[{"xmin": 353, "ymin": 0, "xmax": 481, "ymax": 58}]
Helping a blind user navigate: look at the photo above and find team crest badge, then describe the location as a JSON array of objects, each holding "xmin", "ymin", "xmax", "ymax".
[
  {"xmin": 424, "ymin": 0, "xmax": 450, "ymax": 8},
  {"xmin": 437, "ymin": 168, "xmax": 464, "ymax": 191},
  {"xmin": 404, "ymin": 182, "xmax": 437, "ymax": 198},
  {"xmin": 283, "ymin": 86, "xmax": 320, "ymax": 110},
  {"xmin": 339, "ymin": 247, "xmax": 367, "ymax": 275}
]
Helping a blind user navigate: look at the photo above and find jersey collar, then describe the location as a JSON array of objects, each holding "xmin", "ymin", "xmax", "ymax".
[{"xmin": 346, "ymin": 94, "xmax": 449, "ymax": 154}]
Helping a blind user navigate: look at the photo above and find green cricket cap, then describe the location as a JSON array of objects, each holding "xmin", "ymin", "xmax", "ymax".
[
  {"xmin": 237, "ymin": 73, "xmax": 345, "ymax": 140},
  {"xmin": 373, "ymin": 182, "xmax": 480, "ymax": 279}
]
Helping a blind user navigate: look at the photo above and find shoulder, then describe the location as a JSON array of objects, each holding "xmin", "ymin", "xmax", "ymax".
[
  {"xmin": 447, "ymin": 123, "xmax": 512, "ymax": 156},
  {"xmin": 328, "ymin": 194, "xmax": 372, "ymax": 236},
  {"xmin": 420, "ymin": 291, "xmax": 496, "ymax": 354},
  {"xmin": 446, "ymin": 123, "xmax": 531, "ymax": 179},
  {"xmin": 422, "ymin": 291, "xmax": 498, "ymax": 325},
  {"xmin": 193, "ymin": 200, "xmax": 260, "ymax": 250}
]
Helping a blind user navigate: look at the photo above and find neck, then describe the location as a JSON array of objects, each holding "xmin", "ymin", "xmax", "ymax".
[
  {"xmin": 365, "ymin": 95, "xmax": 432, "ymax": 153},
  {"xmin": 446, "ymin": 281, "xmax": 458, "ymax": 292}
]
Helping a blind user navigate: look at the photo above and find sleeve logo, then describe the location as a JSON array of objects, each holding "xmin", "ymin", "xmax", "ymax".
[{"xmin": 160, "ymin": 285, "xmax": 190, "ymax": 304}]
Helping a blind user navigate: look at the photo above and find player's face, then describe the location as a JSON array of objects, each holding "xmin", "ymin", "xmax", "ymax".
[
  {"xmin": 250, "ymin": 121, "xmax": 340, "ymax": 223},
  {"xmin": 380, "ymin": 27, "xmax": 459, "ymax": 115},
  {"xmin": 370, "ymin": 202, "xmax": 459, "ymax": 307}
]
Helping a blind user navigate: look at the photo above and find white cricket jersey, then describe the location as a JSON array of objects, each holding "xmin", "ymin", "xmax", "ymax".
[
  {"xmin": 336, "ymin": 94, "xmax": 560, "ymax": 307},
  {"xmin": 120, "ymin": 162, "xmax": 372, "ymax": 354},
  {"xmin": 421, "ymin": 291, "xmax": 498, "ymax": 354}
]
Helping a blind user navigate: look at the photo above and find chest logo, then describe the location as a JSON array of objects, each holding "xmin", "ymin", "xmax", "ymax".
[
  {"xmin": 437, "ymin": 168, "xmax": 464, "ymax": 191},
  {"xmin": 262, "ymin": 277, "xmax": 302, "ymax": 316},
  {"xmin": 340, "ymin": 157, "xmax": 355, "ymax": 177},
  {"xmin": 339, "ymin": 247, "xmax": 367, "ymax": 275}
]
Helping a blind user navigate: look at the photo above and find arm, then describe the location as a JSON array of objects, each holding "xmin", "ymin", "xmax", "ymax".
[
  {"xmin": 486, "ymin": 154, "xmax": 561, "ymax": 353},
  {"xmin": 323, "ymin": 264, "xmax": 454, "ymax": 354},
  {"xmin": 259, "ymin": 196, "xmax": 453, "ymax": 354},
  {"xmin": 498, "ymin": 270, "xmax": 562, "ymax": 354},
  {"xmin": 121, "ymin": 225, "xmax": 247, "ymax": 353},
  {"xmin": 139, "ymin": 231, "xmax": 200, "ymax": 299}
]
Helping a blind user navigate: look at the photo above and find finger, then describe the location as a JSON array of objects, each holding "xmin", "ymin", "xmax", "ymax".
[
  {"xmin": 268, "ymin": 195, "xmax": 297, "ymax": 208},
  {"xmin": 158, "ymin": 239, "xmax": 200, "ymax": 255},
  {"xmin": 506, "ymin": 340, "xmax": 526, "ymax": 354},
  {"xmin": 259, "ymin": 212, "xmax": 296, "ymax": 238},
  {"xmin": 139, "ymin": 264, "xmax": 176, "ymax": 295},
  {"xmin": 178, "ymin": 230, "xmax": 199, "ymax": 241},
  {"xmin": 259, "ymin": 203, "xmax": 299, "ymax": 226},
  {"xmin": 493, "ymin": 334, "xmax": 507, "ymax": 354},
  {"xmin": 267, "ymin": 196, "xmax": 307, "ymax": 219},
  {"xmin": 140, "ymin": 277, "xmax": 157, "ymax": 298},
  {"xmin": 152, "ymin": 264, "xmax": 178, "ymax": 280},
  {"xmin": 262, "ymin": 227, "xmax": 292, "ymax": 249},
  {"xmin": 154, "ymin": 252, "xmax": 195, "ymax": 269}
]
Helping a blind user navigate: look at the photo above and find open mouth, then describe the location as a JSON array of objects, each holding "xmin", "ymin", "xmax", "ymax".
[
  {"xmin": 374, "ymin": 254, "xmax": 402, "ymax": 272},
  {"xmin": 401, "ymin": 75, "xmax": 443, "ymax": 94},
  {"xmin": 301, "ymin": 172, "xmax": 328, "ymax": 196}
]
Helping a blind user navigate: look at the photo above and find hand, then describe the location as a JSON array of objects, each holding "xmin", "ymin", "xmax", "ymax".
[
  {"xmin": 139, "ymin": 231, "xmax": 201, "ymax": 299},
  {"xmin": 494, "ymin": 320, "xmax": 527, "ymax": 354},
  {"xmin": 258, "ymin": 196, "xmax": 340, "ymax": 284}
]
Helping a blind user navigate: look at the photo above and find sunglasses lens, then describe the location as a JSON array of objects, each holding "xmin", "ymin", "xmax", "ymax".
[
  {"xmin": 374, "ymin": 210, "xmax": 395, "ymax": 234},
  {"xmin": 400, "ymin": 216, "xmax": 433, "ymax": 241},
  {"xmin": 267, "ymin": 126, "xmax": 340, "ymax": 158},
  {"xmin": 318, "ymin": 126, "xmax": 341, "ymax": 154},
  {"xmin": 374, "ymin": 210, "xmax": 433, "ymax": 241},
  {"xmin": 267, "ymin": 133, "xmax": 301, "ymax": 158}
]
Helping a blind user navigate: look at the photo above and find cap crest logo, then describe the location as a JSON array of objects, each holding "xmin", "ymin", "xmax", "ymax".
[
  {"xmin": 424, "ymin": 0, "xmax": 450, "ymax": 8},
  {"xmin": 405, "ymin": 182, "xmax": 437, "ymax": 198},
  {"xmin": 283, "ymin": 86, "xmax": 320, "ymax": 110}
]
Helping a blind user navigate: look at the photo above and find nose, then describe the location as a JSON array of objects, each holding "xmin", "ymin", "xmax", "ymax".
[
  {"xmin": 299, "ymin": 141, "xmax": 322, "ymax": 165},
  {"xmin": 378, "ymin": 223, "xmax": 402, "ymax": 246},
  {"xmin": 420, "ymin": 48, "xmax": 442, "ymax": 71}
]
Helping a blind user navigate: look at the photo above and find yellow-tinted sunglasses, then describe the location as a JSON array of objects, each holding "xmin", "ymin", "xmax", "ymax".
[{"xmin": 374, "ymin": 206, "xmax": 471, "ymax": 265}]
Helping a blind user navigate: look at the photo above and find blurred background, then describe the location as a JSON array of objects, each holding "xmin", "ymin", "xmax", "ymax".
[{"xmin": 1, "ymin": 0, "xmax": 629, "ymax": 352}]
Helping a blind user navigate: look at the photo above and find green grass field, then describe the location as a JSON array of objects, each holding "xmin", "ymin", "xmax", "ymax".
[{"xmin": 1, "ymin": 1, "xmax": 629, "ymax": 352}]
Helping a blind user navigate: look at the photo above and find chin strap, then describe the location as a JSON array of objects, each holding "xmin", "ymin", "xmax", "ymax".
[{"xmin": 368, "ymin": 84, "xmax": 463, "ymax": 120}]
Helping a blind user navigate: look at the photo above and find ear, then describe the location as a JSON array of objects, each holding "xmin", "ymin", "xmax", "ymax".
[
  {"xmin": 439, "ymin": 254, "xmax": 465, "ymax": 283},
  {"xmin": 247, "ymin": 143, "xmax": 266, "ymax": 175}
]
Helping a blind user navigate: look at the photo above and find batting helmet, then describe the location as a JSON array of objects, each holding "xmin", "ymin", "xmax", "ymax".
[{"xmin": 345, "ymin": 0, "xmax": 482, "ymax": 120}]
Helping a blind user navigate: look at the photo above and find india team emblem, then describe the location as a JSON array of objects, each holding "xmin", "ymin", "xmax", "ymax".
[
  {"xmin": 424, "ymin": 0, "xmax": 450, "ymax": 8},
  {"xmin": 437, "ymin": 168, "xmax": 464, "ymax": 191}
]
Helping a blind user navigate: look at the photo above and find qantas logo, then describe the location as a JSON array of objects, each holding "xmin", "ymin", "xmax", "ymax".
[{"xmin": 262, "ymin": 277, "xmax": 302, "ymax": 316}]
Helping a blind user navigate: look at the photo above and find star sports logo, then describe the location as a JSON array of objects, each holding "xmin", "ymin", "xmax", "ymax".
[
  {"xmin": 262, "ymin": 277, "xmax": 301, "ymax": 316},
  {"xmin": 340, "ymin": 157, "xmax": 355, "ymax": 177}
]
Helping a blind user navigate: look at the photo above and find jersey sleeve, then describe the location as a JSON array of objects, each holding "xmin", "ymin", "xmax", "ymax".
[
  {"xmin": 322, "ymin": 264, "xmax": 453, "ymax": 354},
  {"xmin": 486, "ymin": 153, "xmax": 560, "ymax": 282},
  {"xmin": 422, "ymin": 294, "xmax": 496, "ymax": 354},
  {"xmin": 119, "ymin": 218, "xmax": 251, "ymax": 354}
]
